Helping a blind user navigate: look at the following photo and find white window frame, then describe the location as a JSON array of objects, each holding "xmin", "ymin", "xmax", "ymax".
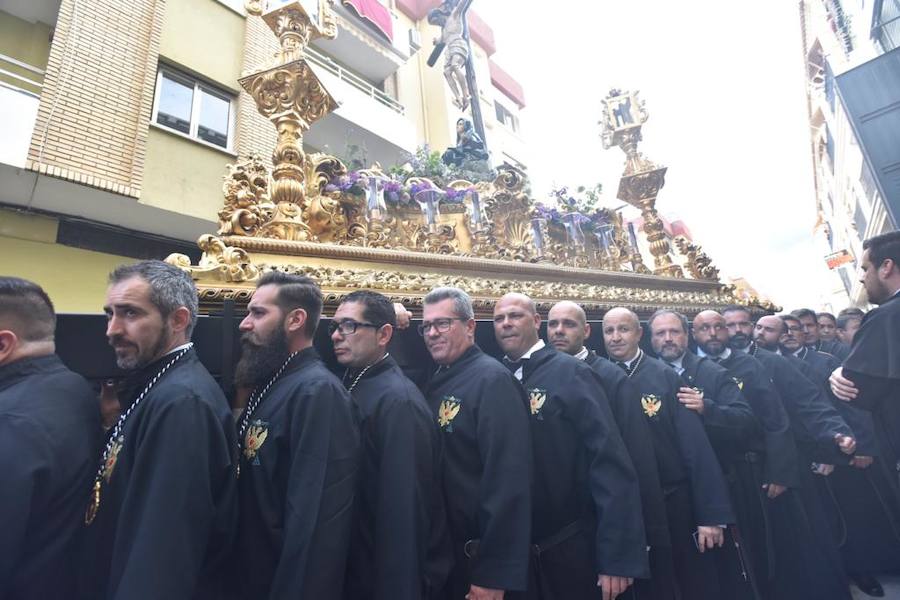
[
  {"xmin": 151, "ymin": 65, "xmax": 237, "ymax": 153},
  {"xmin": 494, "ymin": 100, "xmax": 519, "ymax": 133}
]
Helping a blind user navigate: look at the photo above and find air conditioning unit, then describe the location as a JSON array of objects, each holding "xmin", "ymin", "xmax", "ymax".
[{"xmin": 408, "ymin": 27, "xmax": 421, "ymax": 53}]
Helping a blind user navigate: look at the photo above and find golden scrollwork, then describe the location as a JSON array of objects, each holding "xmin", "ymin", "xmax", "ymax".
[
  {"xmin": 166, "ymin": 235, "xmax": 259, "ymax": 283},
  {"xmin": 218, "ymin": 154, "xmax": 275, "ymax": 237},
  {"xmin": 674, "ymin": 236, "xmax": 721, "ymax": 281}
]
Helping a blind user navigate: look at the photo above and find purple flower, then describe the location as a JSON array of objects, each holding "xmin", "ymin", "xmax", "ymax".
[
  {"xmin": 324, "ymin": 183, "xmax": 338, "ymax": 193},
  {"xmin": 409, "ymin": 180, "xmax": 435, "ymax": 198}
]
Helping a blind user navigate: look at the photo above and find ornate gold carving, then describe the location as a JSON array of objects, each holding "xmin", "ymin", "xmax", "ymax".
[
  {"xmin": 166, "ymin": 235, "xmax": 259, "ymax": 283},
  {"xmin": 218, "ymin": 154, "xmax": 275, "ymax": 237},
  {"xmin": 674, "ymin": 236, "xmax": 720, "ymax": 281}
]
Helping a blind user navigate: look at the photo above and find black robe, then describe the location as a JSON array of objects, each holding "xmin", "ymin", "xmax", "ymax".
[
  {"xmin": 718, "ymin": 350, "xmax": 798, "ymax": 598},
  {"xmin": 812, "ymin": 339, "xmax": 851, "ymax": 361},
  {"xmin": 78, "ymin": 349, "xmax": 237, "ymax": 600},
  {"xmin": 627, "ymin": 352, "xmax": 734, "ymax": 600},
  {"xmin": 0, "ymin": 355, "xmax": 100, "ymax": 600},
  {"xmin": 343, "ymin": 356, "xmax": 452, "ymax": 600},
  {"xmin": 583, "ymin": 351, "xmax": 670, "ymax": 551},
  {"xmin": 520, "ymin": 346, "xmax": 647, "ymax": 599},
  {"xmin": 796, "ymin": 347, "xmax": 900, "ymax": 575},
  {"xmin": 235, "ymin": 346, "xmax": 359, "ymax": 600},
  {"xmin": 424, "ymin": 345, "xmax": 532, "ymax": 597},
  {"xmin": 744, "ymin": 344, "xmax": 852, "ymax": 600}
]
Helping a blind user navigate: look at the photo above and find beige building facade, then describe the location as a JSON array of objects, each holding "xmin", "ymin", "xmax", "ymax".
[{"xmin": 0, "ymin": 0, "xmax": 527, "ymax": 311}]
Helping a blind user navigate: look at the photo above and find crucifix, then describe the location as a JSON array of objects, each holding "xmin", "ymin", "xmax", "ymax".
[{"xmin": 427, "ymin": 0, "xmax": 488, "ymax": 156}]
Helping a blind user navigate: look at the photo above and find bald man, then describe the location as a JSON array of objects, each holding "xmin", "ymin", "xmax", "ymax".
[
  {"xmin": 602, "ymin": 307, "xmax": 733, "ymax": 600},
  {"xmin": 494, "ymin": 294, "xmax": 646, "ymax": 600},
  {"xmin": 546, "ymin": 301, "xmax": 669, "ymax": 566}
]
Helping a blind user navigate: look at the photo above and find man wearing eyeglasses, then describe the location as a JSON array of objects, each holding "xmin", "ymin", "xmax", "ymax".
[
  {"xmin": 331, "ymin": 290, "xmax": 451, "ymax": 600},
  {"xmin": 420, "ymin": 287, "xmax": 532, "ymax": 600}
]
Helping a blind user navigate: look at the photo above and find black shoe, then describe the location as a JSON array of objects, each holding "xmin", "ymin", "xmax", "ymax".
[{"xmin": 850, "ymin": 573, "xmax": 884, "ymax": 597}]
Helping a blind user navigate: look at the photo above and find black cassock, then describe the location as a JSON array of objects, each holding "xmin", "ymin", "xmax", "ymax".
[
  {"xmin": 797, "ymin": 347, "xmax": 900, "ymax": 577},
  {"xmin": 78, "ymin": 349, "xmax": 237, "ymax": 600},
  {"xmin": 745, "ymin": 344, "xmax": 852, "ymax": 600},
  {"xmin": 424, "ymin": 345, "xmax": 532, "ymax": 598},
  {"xmin": 718, "ymin": 350, "xmax": 798, "ymax": 598},
  {"xmin": 583, "ymin": 351, "xmax": 670, "ymax": 552},
  {"xmin": 343, "ymin": 356, "xmax": 452, "ymax": 600},
  {"xmin": 813, "ymin": 339, "xmax": 851, "ymax": 362},
  {"xmin": 0, "ymin": 355, "xmax": 100, "ymax": 600},
  {"xmin": 626, "ymin": 351, "xmax": 735, "ymax": 600},
  {"xmin": 520, "ymin": 346, "xmax": 648, "ymax": 599},
  {"xmin": 235, "ymin": 347, "xmax": 359, "ymax": 600}
]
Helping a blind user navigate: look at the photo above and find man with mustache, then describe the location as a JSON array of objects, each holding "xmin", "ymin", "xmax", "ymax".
[
  {"xmin": 545, "ymin": 300, "xmax": 669, "ymax": 588},
  {"xmin": 602, "ymin": 307, "xmax": 733, "ymax": 600},
  {"xmin": 331, "ymin": 290, "xmax": 451, "ymax": 600},
  {"xmin": 0, "ymin": 278, "xmax": 100, "ymax": 600},
  {"xmin": 647, "ymin": 309, "xmax": 758, "ymax": 599},
  {"xmin": 494, "ymin": 293, "xmax": 646, "ymax": 600},
  {"xmin": 79, "ymin": 261, "xmax": 237, "ymax": 600},
  {"xmin": 233, "ymin": 271, "xmax": 359, "ymax": 600},
  {"xmin": 791, "ymin": 308, "xmax": 850, "ymax": 361},
  {"xmin": 722, "ymin": 308, "xmax": 854, "ymax": 599},
  {"xmin": 690, "ymin": 309, "xmax": 797, "ymax": 599},
  {"xmin": 420, "ymin": 287, "xmax": 532, "ymax": 600}
]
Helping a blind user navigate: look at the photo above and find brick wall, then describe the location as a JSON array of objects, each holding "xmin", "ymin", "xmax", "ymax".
[
  {"xmin": 26, "ymin": 0, "xmax": 166, "ymax": 198},
  {"xmin": 235, "ymin": 14, "xmax": 279, "ymax": 168}
]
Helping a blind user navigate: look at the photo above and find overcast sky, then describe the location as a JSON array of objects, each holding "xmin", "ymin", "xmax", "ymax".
[{"xmin": 475, "ymin": 0, "xmax": 842, "ymax": 310}]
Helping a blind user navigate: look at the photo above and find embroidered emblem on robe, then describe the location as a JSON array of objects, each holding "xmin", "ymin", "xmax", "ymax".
[
  {"xmin": 641, "ymin": 394, "xmax": 662, "ymax": 418},
  {"xmin": 438, "ymin": 396, "xmax": 462, "ymax": 431},
  {"xmin": 102, "ymin": 435, "xmax": 125, "ymax": 482},
  {"xmin": 244, "ymin": 420, "xmax": 269, "ymax": 464},
  {"xmin": 528, "ymin": 388, "xmax": 547, "ymax": 420},
  {"xmin": 733, "ymin": 377, "xmax": 744, "ymax": 391}
]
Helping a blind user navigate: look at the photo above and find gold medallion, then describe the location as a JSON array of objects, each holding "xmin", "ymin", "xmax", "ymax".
[
  {"xmin": 84, "ymin": 479, "xmax": 101, "ymax": 525},
  {"xmin": 438, "ymin": 396, "xmax": 462, "ymax": 431},
  {"xmin": 641, "ymin": 394, "xmax": 662, "ymax": 418}
]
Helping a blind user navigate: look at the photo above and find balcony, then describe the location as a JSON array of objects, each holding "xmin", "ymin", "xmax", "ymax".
[
  {"xmin": 304, "ymin": 47, "xmax": 416, "ymax": 166},
  {"xmin": 311, "ymin": 0, "xmax": 410, "ymax": 84}
]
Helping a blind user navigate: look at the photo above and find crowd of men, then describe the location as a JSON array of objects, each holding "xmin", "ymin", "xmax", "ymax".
[{"xmin": 0, "ymin": 229, "xmax": 898, "ymax": 600}]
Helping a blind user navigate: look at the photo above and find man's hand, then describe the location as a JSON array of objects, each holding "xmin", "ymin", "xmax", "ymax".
[
  {"xmin": 850, "ymin": 455, "xmax": 874, "ymax": 469},
  {"xmin": 598, "ymin": 574, "xmax": 633, "ymax": 600},
  {"xmin": 696, "ymin": 525, "xmax": 724, "ymax": 552},
  {"xmin": 813, "ymin": 463, "xmax": 834, "ymax": 476},
  {"xmin": 763, "ymin": 483, "xmax": 787, "ymax": 499},
  {"xmin": 677, "ymin": 387, "xmax": 705, "ymax": 414},
  {"xmin": 466, "ymin": 585, "xmax": 504, "ymax": 600},
  {"xmin": 829, "ymin": 367, "xmax": 858, "ymax": 401},
  {"xmin": 393, "ymin": 302, "xmax": 411, "ymax": 330},
  {"xmin": 834, "ymin": 434, "xmax": 856, "ymax": 455}
]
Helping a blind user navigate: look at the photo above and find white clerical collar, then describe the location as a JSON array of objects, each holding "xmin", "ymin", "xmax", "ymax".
[
  {"xmin": 621, "ymin": 348, "xmax": 642, "ymax": 369},
  {"xmin": 166, "ymin": 342, "xmax": 193, "ymax": 355},
  {"xmin": 574, "ymin": 346, "xmax": 590, "ymax": 361},
  {"xmin": 734, "ymin": 344, "xmax": 750, "ymax": 354},
  {"xmin": 505, "ymin": 339, "xmax": 545, "ymax": 381},
  {"xmin": 791, "ymin": 347, "xmax": 804, "ymax": 358},
  {"xmin": 697, "ymin": 346, "xmax": 731, "ymax": 361}
]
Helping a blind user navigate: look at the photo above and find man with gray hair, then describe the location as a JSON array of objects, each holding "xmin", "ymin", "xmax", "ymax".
[
  {"xmin": 0, "ymin": 277, "xmax": 100, "ymax": 600},
  {"xmin": 420, "ymin": 287, "xmax": 532, "ymax": 600},
  {"xmin": 78, "ymin": 260, "xmax": 238, "ymax": 600}
]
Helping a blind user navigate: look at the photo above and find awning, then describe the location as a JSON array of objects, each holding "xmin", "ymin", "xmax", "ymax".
[{"xmin": 342, "ymin": 0, "xmax": 393, "ymax": 42}]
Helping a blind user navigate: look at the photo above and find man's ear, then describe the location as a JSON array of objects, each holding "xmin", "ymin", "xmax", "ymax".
[
  {"xmin": 0, "ymin": 330, "xmax": 19, "ymax": 364},
  {"xmin": 168, "ymin": 307, "xmax": 192, "ymax": 337},
  {"xmin": 879, "ymin": 257, "xmax": 897, "ymax": 278},
  {"xmin": 284, "ymin": 307, "xmax": 308, "ymax": 335},
  {"xmin": 377, "ymin": 323, "xmax": 393, "ymax": 348}
]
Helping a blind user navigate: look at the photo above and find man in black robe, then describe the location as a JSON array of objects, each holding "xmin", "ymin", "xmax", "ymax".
[
  {"xmin": 602, "ymin": 307, "xmax": 734, "ymax": 600},
  {"xmin": 0, "ymin": 278, "xmax": 100, "ymax": 600},
  {"xmin": 421, "ymin": 287, "xmax": 532, "ymax": 600},
  {"xmin": 234, "ymin": 272, "xmax": 359, "ymax": 600},
  {"xmin": 792, "ymin": 308, "xmax": 850, "ymax": 361},
  {"xmin": 830, "ymin": 232, "xmax": 900, "ymax": 595},
  {"xmin": 724, "ymin": 310, "xmax": 854, "ymax": 600},
  {"xmin": 546, "ymin": 301, "xmax": 669, "ymax": 573},
  {"xmin": 647, "ymin": 309, "xmax": 759, "ymax": 599},
  {"xmin": 495, "ymin": 293, "xmax": 647, "ymax": 600},
  {"xmin": 331, "ymin": 290, "xmax": 451, "ymax": 600},
  {"xmin": 79, "ymin": 261, "xmax": 237, "ymax": 600},
  {"xmin": 692, "ymin": 309, "xmax": 798, "ymax": 599}
]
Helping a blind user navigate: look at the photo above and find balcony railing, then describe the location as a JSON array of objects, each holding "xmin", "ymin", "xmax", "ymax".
[
  {"xmin": 0, "ymin": 52, "xmax": 44, "ymax": 97},
  {"xmin": 305, "ymin": 45, "xmax": 404, "ymax": 115}
]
